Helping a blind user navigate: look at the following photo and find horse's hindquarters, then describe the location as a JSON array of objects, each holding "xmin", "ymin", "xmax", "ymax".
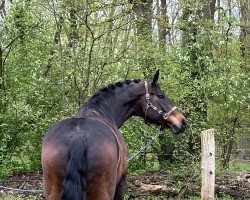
[
  {"xmin": 42, "ymin": 118, "xmax": 127, "ymax": 200},
  {"xmin": 42, "ymin": 138, "xmax": 123, "ymax": 200}
]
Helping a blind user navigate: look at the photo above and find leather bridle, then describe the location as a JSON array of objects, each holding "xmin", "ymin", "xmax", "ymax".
[{"xmin": 144, "ymin": 81, "xmax": 177, "ymax": 122}]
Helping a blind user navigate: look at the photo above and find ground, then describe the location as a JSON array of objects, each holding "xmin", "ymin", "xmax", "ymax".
[{"xmin": 0, "ymin": 170, "xmax": 249, "ymax": 199}]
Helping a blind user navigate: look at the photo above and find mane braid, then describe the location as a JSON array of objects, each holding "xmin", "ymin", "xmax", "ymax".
[{"xmin": 88, "ymin": 79, "xmax": 141, "ymax": 102}]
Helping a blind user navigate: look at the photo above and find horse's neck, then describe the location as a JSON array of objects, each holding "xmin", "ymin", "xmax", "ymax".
[
  {"xmin": 77, "ymin": 101, "xmax": 135, "ymax": 129},
  {"xmin": 76, "ymin": 83, "xmax": 144, "ymax": 128}
]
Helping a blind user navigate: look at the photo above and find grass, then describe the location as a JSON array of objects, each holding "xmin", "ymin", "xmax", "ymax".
[
  {"xmin": 229, "ymin": 160, "xmax": 250, "ymax": 171},
  {"xmin": 0, "ymin": 194, "xmax": 39, "ymax": 200}
]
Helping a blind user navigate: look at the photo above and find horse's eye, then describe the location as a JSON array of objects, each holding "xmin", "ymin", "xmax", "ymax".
[{"xmin": 157, "ymin": 94, "xmax": 165, "ymax": 98}]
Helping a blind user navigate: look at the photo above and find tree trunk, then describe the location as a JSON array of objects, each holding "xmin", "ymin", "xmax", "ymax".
[
  {"xmin": 181, "ymin": 0, "xmax": 216, "ymax": 118},
  {"xmin": 43, "ymin": 16, "xmax": 63, "ymax": 77},
  {"xmin": 157, "ymin": 0, "xmax": 168, "ymax": 50},
  {"xmin": 132, "ymin": 0, "xmax": 153, "ymax": 39},
  {"xmin": 68, "ymin": 6, "xmax": 78, "ymax": 48},
  {"xmin": 201, "ymin": 0, "xmax": 216, "ymax": 20},
  {"xmin": 0, "ymin": 0, "xmax": 6, "ymax": 113},
  {"xmin": 239, "ymin": 0, "xmax": 250, "ymax": 68},
  {"xmin": 0, "ymin": 45, "xmax": 5, "ymax": 113},
  {"xmin": 131, "ymin": 0, "xmax": 154, "ymax": 76}
]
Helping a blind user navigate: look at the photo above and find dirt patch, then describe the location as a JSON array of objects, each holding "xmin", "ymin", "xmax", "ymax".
[
  {"xmin": 0, "ymin": 172, "xmax": 43, "ymax": 199},
  {"xmin": 127, "ymin": 171, "xmax": 250, "ymax": 199},
  {"xmin": 0, "ymin": 171, "xmax": 249, "ymax": 199}
]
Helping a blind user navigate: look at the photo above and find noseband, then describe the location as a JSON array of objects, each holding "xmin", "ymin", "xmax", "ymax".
[{"xmin": 144, "ymin": 81, "xmax": 177, "ymax": 121}]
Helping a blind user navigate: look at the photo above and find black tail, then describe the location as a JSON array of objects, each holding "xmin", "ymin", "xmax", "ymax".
[{"xmin": 61, "ymin": 134, "xmax": 87, "ymax": 200}]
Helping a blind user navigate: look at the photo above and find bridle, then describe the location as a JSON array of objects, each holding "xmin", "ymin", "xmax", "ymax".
[{"xmin": 144, "ymin": 81, "xmax": 177, "ymax": 122}]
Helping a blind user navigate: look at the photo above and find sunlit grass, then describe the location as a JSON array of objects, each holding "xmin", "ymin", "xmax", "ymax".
[
  {"xmin": 0, "ymin": 194, "xmax": 39, "ymax": 200},
  {"xmin": 229, "ymin": 160, "xmax": 250, "ymax": 171}
]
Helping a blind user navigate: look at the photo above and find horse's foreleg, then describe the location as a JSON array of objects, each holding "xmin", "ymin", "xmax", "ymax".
[{"xmin": 114, "ymin": 174, "xmax": 127, "ymax": 200}]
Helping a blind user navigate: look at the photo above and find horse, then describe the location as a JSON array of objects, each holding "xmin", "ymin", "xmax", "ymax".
[{"xmin": 41, "ymin": 70, "xmax": 187, "ymax": 200}]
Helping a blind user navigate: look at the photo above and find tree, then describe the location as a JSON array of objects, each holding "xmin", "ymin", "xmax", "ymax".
[
  {"xmin": 131, "ymin": 0, "xmax": 155, "ymax": 75},
  {"xmin": 239, "ymin": 0, "xmax": 250, "ymax": 66},
  {"xmin": 156, "ymin": 0, "xmax": 170, "ymax": 49},
  {"xmin": 0, "ymin": 0, "xmax": 248, "ymax": 176},
  {"xmin": 181, "ymin": 0, "xmax": 216, "ymax": 118}
]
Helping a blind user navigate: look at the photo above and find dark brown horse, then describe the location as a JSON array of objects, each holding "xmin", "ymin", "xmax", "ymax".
[{"xmin": 41, "ymin": 71, "xmax": 187, "ymax": 200}]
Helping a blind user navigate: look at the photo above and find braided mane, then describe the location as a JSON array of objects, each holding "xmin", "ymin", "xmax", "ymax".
[{"xmin": 90, "ymin": 79, "xmax": 141, "ymax": 100}]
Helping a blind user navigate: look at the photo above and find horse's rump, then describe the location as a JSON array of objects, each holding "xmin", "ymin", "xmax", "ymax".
[{"xmin": 42, "ymin": 117, "xmax": 126, "ymax": 200}]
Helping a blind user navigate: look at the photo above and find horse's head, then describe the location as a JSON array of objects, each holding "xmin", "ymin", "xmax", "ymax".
[{"xmin": 141, "ymin": 70, "xmax": 187, "ymax": 134}]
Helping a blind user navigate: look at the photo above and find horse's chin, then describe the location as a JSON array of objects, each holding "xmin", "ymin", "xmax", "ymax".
[
  {"xmin": 171, "ymin": 125, "xmax": 185, "ymax": 134},
  {"xmin": 162, "ymin": 124, "xmax": 186, "ymax": 134}
]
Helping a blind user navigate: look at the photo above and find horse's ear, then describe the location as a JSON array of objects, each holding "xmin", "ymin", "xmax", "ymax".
[{"xmin": 152, "ymin": 70, "xmax": 160, "ymax": 86}]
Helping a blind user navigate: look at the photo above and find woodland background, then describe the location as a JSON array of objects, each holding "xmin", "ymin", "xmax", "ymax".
[{"xmin": 0, "ymin": 0, "xmax": 249, "ymax": 182}]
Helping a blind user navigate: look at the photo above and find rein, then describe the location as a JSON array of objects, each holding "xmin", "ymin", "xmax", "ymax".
[
  {"xmin": 127, "ymin": 129, "xmax": 163, "ymax": 162},
  {"xmin": 144, "ymin": 81, "xmax": 177, "ymax": 121}
]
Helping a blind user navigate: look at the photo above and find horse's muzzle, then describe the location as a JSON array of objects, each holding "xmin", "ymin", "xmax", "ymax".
[{"xmin": 171, "ymin": 120, "xmax": 188, "ymax": 134}]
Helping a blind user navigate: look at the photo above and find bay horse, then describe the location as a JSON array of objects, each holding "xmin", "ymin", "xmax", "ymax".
[{"xmin": 41, "ymin": 70, "xmax": 187, "ymax": 200}]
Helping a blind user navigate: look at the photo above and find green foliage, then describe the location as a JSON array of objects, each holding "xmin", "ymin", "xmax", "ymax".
[{"xmin": 0, "ymin": 0, "xmax": 249, "ymax": 179}]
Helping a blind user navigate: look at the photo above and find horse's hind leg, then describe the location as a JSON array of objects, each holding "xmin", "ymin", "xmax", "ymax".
[
  {"xmin": 43, "ymin": 170, "xmax": 63, "ymax": 200},
  {"xmin": 42, "ymin": 144, "xmax": 66, "ymax": 200},
  {"xmin": 114, "ymin": 174, "xmax": 127, "ymax": 200}
]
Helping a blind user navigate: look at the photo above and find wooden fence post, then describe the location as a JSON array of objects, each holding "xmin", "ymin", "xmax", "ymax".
[{"xmin": 201, "ymin": 129, "xmax": 215, "ymax": 200}]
